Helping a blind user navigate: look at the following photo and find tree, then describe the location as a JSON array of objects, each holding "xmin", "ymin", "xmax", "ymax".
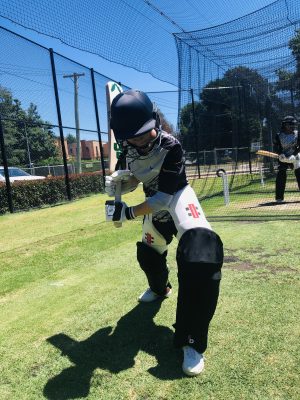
[
  {"xmin": 157, "ymin": 108, "xmax": 174, "ymax": 134},
  {"xmin": 179, "ymin": 66, "xmax": 273, "ymax": 151},
  {"xmin": 0, "ymin": 86, "xmax": 59, "ymax": 166},
  {"xmin": 274, "ymin": 30, "xmax": 300, "ymax": 113},
  {"xmin": 179, "ymin": 101, "xmax": 206, "ymax": 152},
  {"xmin": 288, "ymin": 29, "xmax": 300, "ymax": 101},
  {"xmin": 289, "ymin": 29, "xmax": 300, "ymax": 71},
  {"xmin": 274, "ymin": 69, "xmax": 297, "ymax": 115},
  {"xmin": 66, "ymin": 133, "xmax": 76, "ymax": 144}
]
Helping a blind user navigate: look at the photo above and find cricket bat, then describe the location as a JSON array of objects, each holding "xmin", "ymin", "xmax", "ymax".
[
  {"xmin": 106, "ymin": 81, "xmax": 123, "ymax": 228},
  {"xmin": 256, "ymin": 150, "xmax": 279, "ymax": 159},
  {"xmin": 106, "ymin": 81, "xmax": 123, "ymax": 173}
]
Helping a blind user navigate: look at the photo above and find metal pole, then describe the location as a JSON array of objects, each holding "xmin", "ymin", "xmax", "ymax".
[
  {"xmin": 248, "ymin": 147, "xmax": 252, "ymax": 175},
  {"xmin": 190, "ymin": 89, "xmax": 201, "ymax": 179},
  {"xmin": 0, "ymin": 117, "xmax": 14, "ymax": 213},
  {"xmin": 260, "ymin": 164, "xmax": 265, "ymax": 187},
  {"xmin": 90, "ymin": 68, "xmax": 106, "ymax": 187},
  {"xmin": 216, "ymin": 169, "xmax": 230, "ymax": 205},
  {"xmin": 63, "ymin": 72, "xmax": 85, "ymax": 174},
  {"xmin": 74, "ymin": 74, "xmax": 81, "ymax": 173},
  {"xmin": 23, "ymin": 122, "xmax": 33, "ymax": 173},
  {"xmin": 49, "ymin": 48, "xmax": 72, "ymax": 201},
  {"xmin": 214, "ymin": 148, "xmax": 217, "ymax": 166}
]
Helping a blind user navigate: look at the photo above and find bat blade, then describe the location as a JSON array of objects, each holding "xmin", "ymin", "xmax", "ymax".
[
  {"xmin": 106, "ymin": 81, "xmax": 124, "ymax": 228},
  {"xmin": 106, "ymin": 81, "xmax": 123, "ymax": 174},
  {"xmin": 256, "ymin": 150, "xmax": 279, "ymax": 159}
]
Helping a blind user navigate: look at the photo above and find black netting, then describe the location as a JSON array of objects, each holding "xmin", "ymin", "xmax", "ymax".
[
  {"xmin": 174, "ymin": 0, "xmax": 300, "ymax": 219},
  {"xmin": 0, "ymin": 0, "xmax": 299, "ymax": 218},
  {"xmin": 0, "ymin": 0, "xmax": 178, "ymax": 85}
]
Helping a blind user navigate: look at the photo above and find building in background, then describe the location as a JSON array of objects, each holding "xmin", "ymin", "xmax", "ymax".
[
  {"xmin": 68, "ymin": 140, "xmax": 108, "ymax": 160},
  {"xmin": 54, "ymin": 138, "xmax": 69, "ymax": 159}
]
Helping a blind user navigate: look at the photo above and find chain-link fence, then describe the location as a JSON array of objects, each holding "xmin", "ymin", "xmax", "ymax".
[{"xmin": 0, "ymin": 26, "xmax": 131, "ymax": 213}]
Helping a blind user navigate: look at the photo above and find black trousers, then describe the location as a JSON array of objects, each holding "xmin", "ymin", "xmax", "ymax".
[
  {"xmin": 138, "ymin": 217, "xmax": 222, "ymax": 354},
  {"xmin": 276, "ymin": 162, "xmax": 300, "ymax": 200}
]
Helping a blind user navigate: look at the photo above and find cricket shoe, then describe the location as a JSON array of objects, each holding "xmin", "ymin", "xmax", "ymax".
[
  {"xmin": 138, "ymin": 287, "xmax": 172, "ymax": 303},
  {"xmin": 182, "ymin": 346, "xmax": 205, "ymax": 376}
]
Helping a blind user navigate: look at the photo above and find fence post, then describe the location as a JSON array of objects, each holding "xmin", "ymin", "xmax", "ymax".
[
  {"xmin": 49, "ymin": 48, "xmax": 72, "ymax": 201},
  {"xmin": 216, "ymin": 168, "xmax": 230, "ymax": 205},
  {"xmin": 0, "ymin": 117, "xmax": 14, "ymax": 213},
  {"xmin": 248, "ymin": 147, "xmax": 252, "ymax": 175},
  {"xmin": 214, "ymin": 148, "xmax": 217, "ymax": 166},
  {"xmin": 190, "ymin": 89, "xmax": 201, "ymax": 179},
  {"xmin": 90, "ymin": 68, "xmax": 106, "ymax": 188},
  {"xmin": 260, "ymin": 164, "xmax": 265, "ymax": 187}
]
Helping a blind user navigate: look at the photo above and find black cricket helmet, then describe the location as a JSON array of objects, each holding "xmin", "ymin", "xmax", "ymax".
[
  {"xmin": 111, "ymin": 90, "xmax": 157, "ymax": 141},
  {"xmin": 281, "ymin": 115, "xmax": 298, "ymax": 129}
]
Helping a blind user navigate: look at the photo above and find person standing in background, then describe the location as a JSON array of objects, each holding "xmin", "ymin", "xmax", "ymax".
[{"xmin": 273, "ymin": 115, "xmax": 300, "ymax": 202}]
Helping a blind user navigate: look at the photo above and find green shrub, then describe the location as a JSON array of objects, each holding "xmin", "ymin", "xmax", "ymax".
[
  {"xmin": 0, "ymin": 183, "xmax": 8, "ymax": 214},
  {"xmin": 0, "ymin": 172, "xmax": 104, "ymax": 214}
]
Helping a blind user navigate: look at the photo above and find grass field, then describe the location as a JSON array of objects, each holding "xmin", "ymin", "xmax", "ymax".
[
  {"xmin": 0, "ymin": 187, "xmax": 299, "ymax": 399},
  {"xmin": 190, "ymin": 172, "xmax": 300, "ymax": 218}
]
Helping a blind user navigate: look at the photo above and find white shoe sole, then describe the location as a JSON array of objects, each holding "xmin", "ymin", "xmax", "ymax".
[
  {"xmin": 182, "ymin": 364, "xmax": 204, "ymax": 376},
  {"xmin": 138, "ymin": 288, "xmax": 172, "ymax": 303}
]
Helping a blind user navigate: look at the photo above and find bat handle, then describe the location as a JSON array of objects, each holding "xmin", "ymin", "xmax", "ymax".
[{"xmin": 114, "ymin": 181, "xmax": 122, "ymax": 228}]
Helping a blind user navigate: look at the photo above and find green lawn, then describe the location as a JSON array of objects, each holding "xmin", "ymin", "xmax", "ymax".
[
  {"xmin": 190, "ymin": 173, "xmax": 300, "ymax": 219},
  {"xmin": 0, "ymin": 188, "xmax": 299, "ymax": 399}
]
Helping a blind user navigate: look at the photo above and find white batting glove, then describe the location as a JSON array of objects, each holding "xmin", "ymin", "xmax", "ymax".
[
  {"xmin": 278, "ymin": 154, "xmax": 290, "ymax": 163},
  {"xmin": 105, "ymin": 170, "xmax": 139, "ymax": 197},
  {"xmin": 112, "ymin": 201, "xmax": 136, "ymax": 222},
  {"xmin": 291, "ymin": 153, "xmax": 300, "ymax": 169}
]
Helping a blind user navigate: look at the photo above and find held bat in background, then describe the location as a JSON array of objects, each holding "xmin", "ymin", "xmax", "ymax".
[{"xmin": 256, "ymin": 150, "xmax": 279, "ymax": 159}]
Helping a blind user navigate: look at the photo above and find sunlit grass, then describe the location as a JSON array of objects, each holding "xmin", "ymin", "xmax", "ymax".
[{"xmin": 0, "ymin": 189, "xmax": 299, "ymax": 399}]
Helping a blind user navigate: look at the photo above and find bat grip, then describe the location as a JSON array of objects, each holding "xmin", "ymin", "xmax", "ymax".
[{"xmin": 114, "ymin": 181, "xmax": 122, "ymax": 228}]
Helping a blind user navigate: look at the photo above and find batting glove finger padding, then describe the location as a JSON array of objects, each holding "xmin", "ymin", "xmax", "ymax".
[
  {"xmin": 111, "ymin": 170, "xmax": 132, "ymax": 181},
  {"xmin": 279, "ymin": 154, "xmax": 290, "ymax": 163},
  {"xmin": 291, "ymin": 153, "xmax": 300, "ymax": 169},
  {"xmin": 105, "ymin": 171, "xmax": 139, "ymax": 197}
]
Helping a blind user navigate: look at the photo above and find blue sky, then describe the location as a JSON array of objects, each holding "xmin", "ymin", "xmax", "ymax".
[
  {"xmin": 0, "ymin": 0, "xmax": 276, "ymax": 88},
  {"xmin": 0, "ymin": 0, "xmax": 276, "ymax": 139}
]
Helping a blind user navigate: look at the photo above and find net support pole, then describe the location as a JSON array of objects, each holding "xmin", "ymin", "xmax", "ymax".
[
  {"xmin": 217, "ymin": 169, "xmax": 230, "ymax": 206},
  {"xmin": 0, "ymin": 116, "xmax": 14, "ymax": 213},
  {"xmin": 49, "ymin": 48, "xmax": 72, "ymax": 201},
  {"xmin": 190, "ymin": 89, "xmax": 201, "ymax": 179},
  {"xmin": 91, "ymin": 68, "xmax": 106, "ymax": 188}
]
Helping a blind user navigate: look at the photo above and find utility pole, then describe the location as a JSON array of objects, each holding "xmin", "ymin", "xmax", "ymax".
[{"xmin": 63, "ymin": 72, "xmax": 85, "ymax": 173}]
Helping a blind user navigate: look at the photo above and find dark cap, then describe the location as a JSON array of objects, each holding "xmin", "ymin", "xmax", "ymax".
[{"xmin": 111, "ymin": 90, "xmax": 156, "ymax": 141}]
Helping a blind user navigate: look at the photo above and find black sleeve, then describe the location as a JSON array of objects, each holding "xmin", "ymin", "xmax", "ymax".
[
  {"xmin": 273, "ymin": 134, "xmax": 282, "ymax": 154},
  {"xmin": 158, "ymin": 144, "xmax": 187, "ymax": 194}
]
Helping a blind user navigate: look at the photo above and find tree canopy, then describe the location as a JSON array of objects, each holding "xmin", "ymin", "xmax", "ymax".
[
  {"xmin": 180, "ymin": 27, "xmax": 300, "ymax": 153},
  {"xmin": 180, "ymin": 66, "xmax": 274, "ymax": 151},
  {"xmin": 0, "ymin": 86, "xmax": 59, "ymax": 166},
  {"xmin": 288, "ymin": 29, "xmax": 300, "ymax": 100}
]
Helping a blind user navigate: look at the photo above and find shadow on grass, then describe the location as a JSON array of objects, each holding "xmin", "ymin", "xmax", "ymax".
[{"xmin": 44, "ymin": 300, "xmax": 182, "ymax": 399}]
